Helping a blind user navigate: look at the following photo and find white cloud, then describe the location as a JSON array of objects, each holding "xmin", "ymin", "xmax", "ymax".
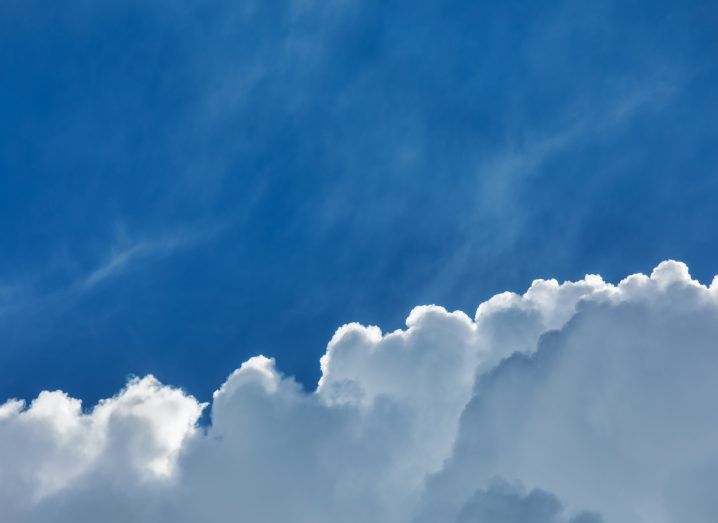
[
  {"xmin": 80, "ymin": 232, "xmax": 197, "ymax": 290},
  {"xmin": 1, "ymin": 261, "xmax": 717, "ymax": 522}
]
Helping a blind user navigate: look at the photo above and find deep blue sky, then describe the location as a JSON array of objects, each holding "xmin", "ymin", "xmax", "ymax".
[{"xmin": 1, "ymin": 0, "xmax": 717, "ymax": 404}]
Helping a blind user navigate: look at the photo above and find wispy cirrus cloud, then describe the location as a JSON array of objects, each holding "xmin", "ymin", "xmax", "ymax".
[
  {"xmin": 0, "ymin": 223, "xmax": 224, "ymax": 325},
  {"xmin": 81, "ymin": 234, "xmax": 189, "ymax": 290}
]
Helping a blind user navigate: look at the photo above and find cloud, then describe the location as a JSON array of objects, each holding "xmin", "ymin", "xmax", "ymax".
[
  {"xmin": 455, "ymin": 479, "xmax": 603, "ymax": 523},
  {"xmin": 0, "ymin": 376, "xmax": 203, "ymax": 522},
  {"xmin": 81, "ymin": 240, "xmax": 169, "ymax": 289},
  {"xmin": 80, "ymin": 227, "xmax": 215, "ymax": 290},
  {"xmin": 416, "ymin": 261, "xmax": 718, "ymax": 523},
  {"xmin": 1, "ymin": 261, "xmax": 717, "ymax": 522},
  {"xmin": 0, "ymin": 225, "xmax": 221, "ymax": 326}
]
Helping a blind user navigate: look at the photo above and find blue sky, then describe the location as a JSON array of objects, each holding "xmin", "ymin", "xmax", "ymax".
[{"xmin": 1, "ymin": 0, "xmax": 717, "ymax": 406}]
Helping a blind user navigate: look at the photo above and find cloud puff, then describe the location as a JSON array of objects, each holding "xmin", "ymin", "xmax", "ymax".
[
  {"xmin": 1, "ymin": 261, "xmax": 717, "ymax": 522},
  {"xmin": 455, "ymin": 479, "xmax": 603, "ymax": 523},
  {"xmin": 0, "ymin": 376, "xmax": 203, "ymax": 522}
]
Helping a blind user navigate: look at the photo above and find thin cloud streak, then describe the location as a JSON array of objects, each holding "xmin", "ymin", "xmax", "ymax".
[
  {"xmin": 0, "ymin": 224, "xmax": 224, "ymax": 325},
  {"xmin": 81, "ymin": 236, "xmax": 185, "ymax": 290}
]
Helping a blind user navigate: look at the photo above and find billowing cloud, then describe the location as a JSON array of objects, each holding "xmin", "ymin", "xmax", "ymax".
[
  {"xmin": 1, "ymin": 261, "xmax": 717, "ymax": 522},
  {"xmin": 455, "ymin": 479, "xmax": 603, "ymax": 523}
]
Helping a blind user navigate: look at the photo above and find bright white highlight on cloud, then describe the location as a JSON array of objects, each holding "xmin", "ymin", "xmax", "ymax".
[{"xmin": 1, "ymin": 261, "xmax": 717, "ymax": 522}]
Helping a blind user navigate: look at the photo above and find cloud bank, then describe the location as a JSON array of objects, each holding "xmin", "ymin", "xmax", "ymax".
[{"xmin": 1, "ymin": 261, "xmax": 717, "ymax": 522}]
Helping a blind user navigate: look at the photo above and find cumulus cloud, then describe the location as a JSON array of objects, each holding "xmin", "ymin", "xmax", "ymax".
[{"xmin": 1, "ymin": 261, "xmax": 717, "ymax": 522}]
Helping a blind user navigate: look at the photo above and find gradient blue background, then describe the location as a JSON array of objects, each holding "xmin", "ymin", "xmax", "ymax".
[{"xmin": 1, "ymin": 0, "xmax": 717, "ymax": 404}]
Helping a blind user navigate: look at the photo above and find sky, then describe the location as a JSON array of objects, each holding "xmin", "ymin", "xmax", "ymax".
[
  {"xmin": 1, "ymin": 2, "xmax": 718, "ymax": 521},
  {"xmin": 1, "ymin": 0, "xmax": 717, "ymax": 405}
]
